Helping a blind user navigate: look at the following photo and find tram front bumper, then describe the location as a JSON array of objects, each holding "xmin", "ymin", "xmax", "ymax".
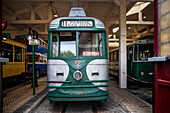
[{"xmin": 47, "ymin": 88, "xmax": 109, "ymax": 101}]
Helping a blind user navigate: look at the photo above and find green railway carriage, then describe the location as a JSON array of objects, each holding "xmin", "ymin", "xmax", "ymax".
[
  {"xmin": 47, "ymin": 8, "xmax": 109, "ymax": 102},
  {"xmin": 109, "ymin": 39, "xmax": 154, "ymax": 84}
]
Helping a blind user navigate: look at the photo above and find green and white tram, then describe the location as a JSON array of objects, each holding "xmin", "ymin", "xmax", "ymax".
[
  {"xmin": 109, "ymin": 39, "xmax": 154, "ymax": 84},
  {"xmin": 47, "ymin": 8, "xmax": 109, "ymax": 102}
]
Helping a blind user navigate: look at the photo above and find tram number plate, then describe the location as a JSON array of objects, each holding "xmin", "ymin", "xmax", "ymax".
[{"xmin": 83, "ymin": 51, "xmax": 99, "ymax": 56}]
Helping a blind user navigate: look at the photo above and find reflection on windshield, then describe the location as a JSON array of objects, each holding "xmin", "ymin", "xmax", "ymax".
[
  {"xmin": 52, "ymin": 32, "xmax": 76, "ymax": 57},
  {"xmin": 27, "ymin": 54, "xmax": 47, "ymax": 63},
  {"xmin": 60, "ymin": 41, "xmax": 76, "ymax": 56},
  {"xmin": 134, "ymin": 45, "xmax": 154, "ymax": 61}
]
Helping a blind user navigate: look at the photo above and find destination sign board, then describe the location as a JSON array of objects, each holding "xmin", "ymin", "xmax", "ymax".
[
  {"xmin": 29, "ymin": 39, "xmax": 40, "ymax": 45},
  {"xmin": 61, "ymin": 20, "xmax": 93, "ymax": 27}
]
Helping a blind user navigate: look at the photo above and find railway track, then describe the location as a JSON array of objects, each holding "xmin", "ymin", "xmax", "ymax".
[{"xmin": 58, "ymin": 101, "xmax": 98, "ymax": 113}]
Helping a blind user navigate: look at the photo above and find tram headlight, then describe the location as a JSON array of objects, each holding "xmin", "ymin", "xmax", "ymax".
[
  {"xmin": 148, "ymin": 72, "xmax": 153, "ymax": 76},
  {"xmin": 139, "ymin": 72, "xmax": 145, "ymax": 76},
  {"xmin": 73, "ymin": 70, "xmax": 82, "ymax": 81}
]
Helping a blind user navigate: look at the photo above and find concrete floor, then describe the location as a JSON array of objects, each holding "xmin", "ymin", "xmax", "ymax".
[{"xmin": 3, "ymin": 77, "xmax": 152, "ymax": 113}]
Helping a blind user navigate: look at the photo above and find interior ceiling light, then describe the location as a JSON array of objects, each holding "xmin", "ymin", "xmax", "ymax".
[
  {"xmin": 54, "ymin": 14, "xmax": 58, "ymax": 17},
  {"xmin": 128, "ymin": 26, "xmax": 131, "ymax": 29},
  {"xmin": 112, "ymin": 27, "xmax": 119, "ymax": 33}
]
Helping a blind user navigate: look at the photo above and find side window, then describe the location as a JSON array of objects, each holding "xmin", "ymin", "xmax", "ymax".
[
  {"xmin": 128, "ymin": 46, "xmax": 133, "ymax": 60},
  {"xmin": 52, "ymin": 33, "xmax": 59, "ymax": 57},
  {"xmin": 2, "ymin": 42, "xmax": 13, "ymax": 62},
  {"xmin": 14, "ymin": 46, "xmax": 22, "ymax": 62}
]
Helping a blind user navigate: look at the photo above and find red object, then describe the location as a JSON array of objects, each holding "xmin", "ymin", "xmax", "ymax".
[
  {"xmin": 154, "ymin": 0, "xmax": 170, "ymax": 113},
  {"xmin": 2, "ymin": 18, "xmax": 6, "ymax": 30}
]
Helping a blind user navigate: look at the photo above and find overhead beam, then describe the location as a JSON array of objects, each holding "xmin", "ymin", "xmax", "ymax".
[
  {"xmin": 48, "ymin": 2, "xmax": 53, "ymax": 21},
  {"xmin": 127, "ymin": 32, "xmax": 154, "ymax": 35},
  {"xmin": 37, "ymin": 31, "xmax": 48, "ymax": 35},
  {"xmin": 108, "ymin": 21, "xmax": 154, "ymax": 25},
  {"xmin": 8, "ymin": 20, "xmax": 51, "ymax": 24},
  {"xmin": 109, "ymin": 42, "xmax": 132, "ymax": 47},
  {"xmin": 109, "ymin": 39, "xmax": 133, "ymax": 42},
  {"xmin": 2, "ymin": 0, "xmax": 154, "ymax": 1},
  {"xmin": 105, "ymin": 4, "xmax": 115, "ymax": 21},
  {"xmin": 15, "ymin": 8, "xmax": 30, "ymax": 15},
  {"xmin": 2, "ymin": 4, "xmax": 14, "ymax": 15},
  {"xmin": 34, "ymin": 3, "xmax": 49, "ymax": 20},
  {"xmin": 112, "ymin": 0, "xmax": 120, "ymax": 7},
  {"xmin": 3, "ymin": 0, "xmax": 112, "ymax": 1},
  {"xmin": 23, "ymin": 1, "xmax": 33, "ymax": 10},
  {"xmin": 129, "ymin": 0, "xmax": 154, "ymax": 2}
]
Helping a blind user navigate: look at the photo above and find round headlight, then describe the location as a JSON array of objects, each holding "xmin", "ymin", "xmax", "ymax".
[{"xmin": 73, "ymin": 70, "xmax": 82, "ymax": 81}]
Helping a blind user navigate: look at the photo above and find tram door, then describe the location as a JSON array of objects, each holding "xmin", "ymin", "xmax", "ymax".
[{"xmin": 154, "ymin": 0, "xmax": 170, "ymax": 113}]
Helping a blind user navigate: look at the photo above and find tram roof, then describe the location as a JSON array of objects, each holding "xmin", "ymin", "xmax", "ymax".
[{"xmin": 49, "ymin": 16, "xmax": 105, "ymax": 30}]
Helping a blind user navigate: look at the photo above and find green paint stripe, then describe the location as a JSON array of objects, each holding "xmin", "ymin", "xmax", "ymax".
[
  {"xmin": 47, "ymin": 84, "xmax": 109, "ymax": 88},
  {"xmin": 84, "ymin": 79, "xmax": 109, "ymax": 83},
  {"xmin": 47, "ymin": 81, "xmax": 71, "ymax": 83}
]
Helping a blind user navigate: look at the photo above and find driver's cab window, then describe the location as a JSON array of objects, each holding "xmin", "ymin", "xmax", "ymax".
[{"xmin": 52, "ymin": 32, "xmax": 76, "ymax": 57}]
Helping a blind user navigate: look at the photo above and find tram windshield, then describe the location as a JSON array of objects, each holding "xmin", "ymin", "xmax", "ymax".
[
  {"xmin": 134, "ymin": 44, "xmax": 154, "ymax": 61},
  {"xmin": 52, "ymin": 32, "xmax": 76, "ymax": 57},
  {"xmin": 51, "ymin": 32, "xmax": 103, "ymax": 57},
  {"xmin": 79, "ymin": 32, "xmax": 103, "ymax": 56}
]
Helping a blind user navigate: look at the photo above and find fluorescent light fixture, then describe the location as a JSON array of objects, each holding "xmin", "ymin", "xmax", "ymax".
[{"xmin": 112, "ymin": 27, "xmax": 119, "ymax": 33}]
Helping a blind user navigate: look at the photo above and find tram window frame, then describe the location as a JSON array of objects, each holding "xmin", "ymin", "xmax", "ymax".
[
  {"xmin": 52, "ymin": 32, "xmax": 76, "ymax": 57},
  {"xmin": 134, "ymin": 44, "xmax": 154, "ymax": 61},
  {"xmin": 128, "ymin": 46, "xmax": 133, "ymax": 60},
  {"xmin": 78, "ymin": 32, "xmax": 103, "ymax": 56},
  {"xmin": 14, "ymin": 46, "xmax": 22, "ymax": 62},
  {"xmin": 2, "ymin": 42, "xmax": 13, "ymax": 62}
]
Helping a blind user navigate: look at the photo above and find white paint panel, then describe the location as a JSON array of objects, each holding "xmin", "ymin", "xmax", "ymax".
[
  {"xmin": 47, "ymin": 60, "xmax": 69, "ymax": 92},
  {"xmin": 86, "ymin": 59, "xmax": 109, "ymax": 91}
]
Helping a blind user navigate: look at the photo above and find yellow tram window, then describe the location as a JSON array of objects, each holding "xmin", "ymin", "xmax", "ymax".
[
  {"xmin": 2, "ymin": 42, "xmax": 13, "ymax": 62},
  {"xmin": 14, "ymin": 46, "xmax": 22, "ymax": 62}
]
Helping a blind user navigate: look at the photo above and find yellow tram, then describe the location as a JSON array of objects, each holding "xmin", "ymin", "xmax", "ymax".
[{"xmin": 2, "ymin": 36, "xmax": 27, "ymax": 81}]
